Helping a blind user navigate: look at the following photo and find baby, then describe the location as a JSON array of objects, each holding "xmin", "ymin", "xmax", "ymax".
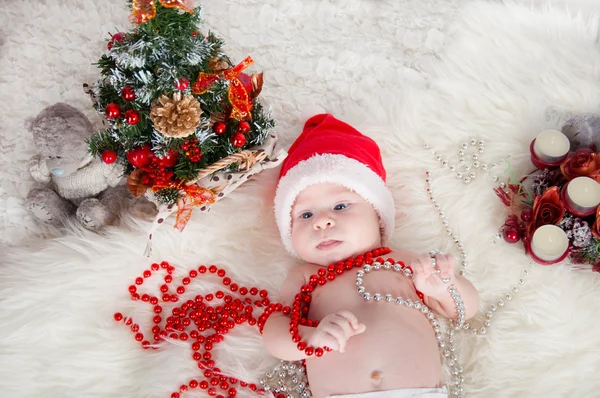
[{"xmin": 262, "ymin": 114, "xmax": 479, "ymax": 398}]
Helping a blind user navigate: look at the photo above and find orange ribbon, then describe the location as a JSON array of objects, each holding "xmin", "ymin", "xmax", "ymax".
[
  {"xmin": 130, "ymin": 0, "xmax": 195, "ymax": 25},
  {"xmin": 192, "ymin": 56, "xmax": 254, "ymax": 120},
  {"xmin": 152, "ymin": 183, "xmax": 216, "ymax": 232}
]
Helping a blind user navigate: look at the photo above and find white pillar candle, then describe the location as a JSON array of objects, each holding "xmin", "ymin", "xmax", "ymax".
[
  {"xmin": 532, "ymin": 130, "xmax": 570, "ymax": 162},
  {"xmin": 530, "ymin": 225, "xmax": 569, "ymax": 263},
  {"xmin": 566, "ymin": 176, "xmax": 600, "ymax": 210}
]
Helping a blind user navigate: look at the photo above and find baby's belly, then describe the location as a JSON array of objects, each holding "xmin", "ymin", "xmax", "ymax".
[{"xmin": 305, "ymin": 271, "xmax": 443, "ymax": 398}]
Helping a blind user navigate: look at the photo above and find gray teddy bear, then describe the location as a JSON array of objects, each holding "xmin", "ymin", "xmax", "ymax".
[{"xmin": 25, "ymin": 103, "xmax": 136, "ymax": 231}]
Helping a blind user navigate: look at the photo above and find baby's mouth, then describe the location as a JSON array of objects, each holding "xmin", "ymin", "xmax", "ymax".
[{"xmin": 316, "ymin": 240, "xmax": 342, "ymax": 250}]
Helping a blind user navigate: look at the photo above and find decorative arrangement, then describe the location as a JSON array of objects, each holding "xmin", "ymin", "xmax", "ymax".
[
  {"xmin": 496, "ymin": 120, "xmax": 600, "ymax": 270},
  {"xmin": 114, "ymin": 248, "xmax": 467, "ymax": 398},
  {"xmin": 85, "ymin": 0, "xmax": 284, "ymax": 252}
]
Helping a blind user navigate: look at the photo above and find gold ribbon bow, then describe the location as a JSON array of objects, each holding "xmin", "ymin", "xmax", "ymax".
[
  {"xmin": 152, "ymin": 183, "xmax": 216, "ymax": 232},
  {"xmin": 130, "ymin": 0, "xmax": 195, "ymax": 24},
  {"xmin": 192, "ymin": 56, "xmax": 254, "ymax": 121}
]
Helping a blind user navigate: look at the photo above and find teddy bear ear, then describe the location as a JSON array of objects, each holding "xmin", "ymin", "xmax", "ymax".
[{"xmin": 24, "ymin": 117, "xmax": 35, "ymax": 132}]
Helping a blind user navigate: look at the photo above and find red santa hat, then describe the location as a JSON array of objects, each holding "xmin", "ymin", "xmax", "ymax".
[{"xmin": 274, "ymin": 114, "xmax": 395, "ymax": 256}]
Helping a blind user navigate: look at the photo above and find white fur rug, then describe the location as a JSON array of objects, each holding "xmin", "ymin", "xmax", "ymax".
[{"xmin": 2, "ymin": 1, "xmax": 600, "ymax": 397}]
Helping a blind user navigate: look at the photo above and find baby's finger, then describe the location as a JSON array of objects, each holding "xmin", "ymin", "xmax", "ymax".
[
  {"xmin": 353, "ymin": 323, "xmax": 367, "ymax": 335},
  {"xmin": 410, "ymin": 255, "xmax": 428, "ymax": 276},
  {"xmin": 335, "ymin": 310, "xmax": 360, "ymax": 330},
  {"xmin": 323, "ymin": 323, "xmax": 349, "ymax": 353},
  {"xmin": 330, "ymin": 316, "xmax": 354, "ymax": 340},
  {"xmin": 436, "ymin": 253, "xmax": 454, "ymax": 278}
]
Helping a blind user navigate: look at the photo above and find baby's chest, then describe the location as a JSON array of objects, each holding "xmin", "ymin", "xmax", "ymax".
[{"xmin": 308, "ymin": 270, "xmax": 416, "ymax": 319}]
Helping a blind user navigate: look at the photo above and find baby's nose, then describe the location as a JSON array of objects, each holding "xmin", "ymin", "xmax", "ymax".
[{"xmin": 313, "ymin": 215, "xmax": 335, "ymax": 230}]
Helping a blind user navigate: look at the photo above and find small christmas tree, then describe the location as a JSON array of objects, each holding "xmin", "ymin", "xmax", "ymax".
[{"xmin": 86, "ymin": 0, "xmax": 276, "ymax": 224}]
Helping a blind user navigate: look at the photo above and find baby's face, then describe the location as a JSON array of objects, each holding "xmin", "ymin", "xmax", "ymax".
[{"xmin": 290, "ymin": 183, "xmax": 382, "ymax": 266}]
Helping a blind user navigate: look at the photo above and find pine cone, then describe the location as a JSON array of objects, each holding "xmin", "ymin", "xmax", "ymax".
[{"xmin": 150, "ymin": 92, "xmax": 202, "ymax": 138}]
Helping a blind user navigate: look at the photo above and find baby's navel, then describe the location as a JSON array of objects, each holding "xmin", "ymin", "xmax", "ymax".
[{"xmin": 370, "ymin": 370, "xmax": 384, "ymax": 385}]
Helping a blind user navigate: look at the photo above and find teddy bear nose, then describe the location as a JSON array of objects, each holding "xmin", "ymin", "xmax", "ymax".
[{"xmin": 51, "ymin": 168, "xmax": 64, "ymax": 176}]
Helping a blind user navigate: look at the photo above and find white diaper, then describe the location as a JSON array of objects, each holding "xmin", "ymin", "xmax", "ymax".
[{"xmin": 329, "ymin": 387, "xmax": 448, "ymax": 398}]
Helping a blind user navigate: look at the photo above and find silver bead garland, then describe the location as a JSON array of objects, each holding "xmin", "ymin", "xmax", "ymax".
[{"xmin": 355, "ymin": 259, "xmax": 467, "ymax": 397}]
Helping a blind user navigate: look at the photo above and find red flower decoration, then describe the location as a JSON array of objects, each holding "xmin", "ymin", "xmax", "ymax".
[
  {"xmin": 592, "ymin": 206, "xmax": 600, "ymax": 240},
  {"xmin": 559, "ymin": 148, "xmax": 600, "ymax": 181},
  {"xmin": 526, "ymin": 186, "xmax": 565, "ymax": 238}
]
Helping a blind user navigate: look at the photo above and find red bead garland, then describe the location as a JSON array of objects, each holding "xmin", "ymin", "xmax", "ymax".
[
  {"xmin": 115, "ymin": 248, "xmax": 393, "ymax": 397},
  {"xmin": 257, "ymin": 247, "xmax": 393, "ymax": 357}
]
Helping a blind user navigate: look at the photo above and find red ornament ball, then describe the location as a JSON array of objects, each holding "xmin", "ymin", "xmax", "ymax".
[
  {"xmin": 160, "ymin": 149, "xmax": 178, "ymax": 168},
  {"xmin": 112, "ymin": 32, "xmax": 126, "ymax": 43},
  {"xmin": 174, "ymin": 78, "xmax": 189, "ymax": 91},
  {"xmin": 503, "ymin": 226, "xmax": 521, "ymax": 243},
  {"xmin": 521, "ymin": 208, "xmax": 532, "ymax": 222},
  {"xmin": 237, "ymin": 121, "xmax": 250, "ymax": 134},
  {"xmin": 105, "ymin": 103, "xmax": 121, "ymax": 119},
  {"xmin": 121, "ymin": 87, "xmax": 136, "ymax": 101},
  {"xmin": 126, "ymin": 145, "xmax": 152, "ymax": 168},
  {"xmin": 231, "ymin": 133, "xmax": 246, "ymax": 148},
  {"xmin": 101, "ymin": 150, "xmax": 117, "ymax": 164},
  {"xmin": 124, "ymin": 109, "xmax": 140, "ymax": 125},
  {"xmin": 213, "ymin": 122, "xmax": 226, "ymax": 135},
  {"xmin": 107, "ymin": 32, "xmax": 125, "ymax": 51}
]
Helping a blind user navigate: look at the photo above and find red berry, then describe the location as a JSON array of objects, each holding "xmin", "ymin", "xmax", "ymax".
[
  {"xmin": 231, "ymin": 133, "xmax": 246, "ymax": 147},
  {"xmin": 112, "ymin": 32, "xmax": 125, "ymax": 43},
  {"xmin": 126, "ymin": 145, "xmax": 151, "ymax": 168},
  {"xmin": 175, "ymin": 78, "xmax": 190, "ymax": 90},
  {"xmin": 105, "ymin": 103, "xmax": 120, "ymax": 119},
  {"xmin": 121, "ymin": 86, "xmax": 136, "ymax": 101},
  {"xmin": 124, "ymin": 109, "xmax": 140, "ymax": 125},
  {"xmin": 237, "ymin": 121, "xmax": 250, "ymax": 134},
  {"xmin": 503, "ymin": 226, "xmax": 521, "ymax": 243},
  {"xmin": 213, "ymin": 122, "xmax": 227, "ymax": 135},
  {"xmin": 160, "ymin": 149, "xmax": 178, "ymax": 168},
  {"xmin": 101, "ymin": 150, "xmax": 117, "ymax": 164},
  {"xmin": 113, "ymin": 312, "xmax": 123, "ymax": 321},
  {"xmin": 521, "ymin": 208, "xmax": 532, "ymax": 222}
]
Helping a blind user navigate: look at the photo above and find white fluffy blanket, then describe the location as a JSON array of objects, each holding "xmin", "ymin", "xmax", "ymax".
[{"xmin": 2, "ymin": 1, "xmax": 600, "ymax": 397}]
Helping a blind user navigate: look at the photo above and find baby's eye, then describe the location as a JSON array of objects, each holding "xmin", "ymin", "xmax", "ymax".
[
  {"xmin": 334, "ymin": 203, "xmax": 348, "ymax": 211},
  {"xmin": 300, "ymin": 212, "xmax": 313, "ymax": 219}
]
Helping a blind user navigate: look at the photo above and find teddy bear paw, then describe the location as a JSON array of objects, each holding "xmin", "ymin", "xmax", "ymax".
[
  {"xmin": 28, "ymin": 203, "xmax": 55, "ymax": 223},
  {"xmin": 77, "ymin": 198, "xmax": 110, "ymax": 231}
]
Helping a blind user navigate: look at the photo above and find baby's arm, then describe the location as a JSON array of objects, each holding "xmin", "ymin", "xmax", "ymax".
[
  {"xmin": 262, "ymin": 265, "xmax": 317, "ymax": 361},
  {"xmin": 411, "ymin": 253, "xmax": 479, "ymax": 321},
  {"xmin": 262, "ymin": 265, "xmax": 365, "ymax": 360},
  {"xmin": 428, "ymin": 274, "xmax": 479, "ymax": 320}
]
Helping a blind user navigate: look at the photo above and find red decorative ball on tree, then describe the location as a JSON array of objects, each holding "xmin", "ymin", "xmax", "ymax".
[
  {"xmin": 521, "ymin": 208, "xmax": 532, "ymax": 222},
  {"xmin": 101, "ymin": 150, "xmax": 117, "ymax": 164},
  {"xmin": 127, "ymin": 145, "xmax": 152, "ymax": 168},
  {"xmin": 237, "ymin": 121, "xmax": 250, "ymax": 135},
  {"xmin": 213, "ymin": 122, "xmax": 226, "ymax": 135},
  {"xmin": 124, "ymin": 109, "xmax": 140, "ymax": 125},
  {"xmin": 121, "ymin": 87, "xmax": 136, "ymax": 101},
  {"xmin": 174, "ymin": 78, "xmax": 189, "ymax": 91},
  {"xmin": 160, "ymin": 149, "xmax": 179, "ymax": 168},
  {"xmin": 105, "ymin": 103, "xmax": 121, "ymax": 119},
  {"xmin": 107, "ymin": 32, "xmax": 125, "ymax": 51},
  {"xmin": 231, "ymin": 133, "xmax": 246, "ymax": 147},
  {"xmin": 503, "ymin": 226, "xmax": 521, "ymax": 243},
  {"xmin": 112, "ymin": 32, "xmax": 126, "ymax": 43}
]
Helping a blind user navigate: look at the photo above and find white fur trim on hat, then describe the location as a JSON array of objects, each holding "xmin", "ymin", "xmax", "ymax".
[{"xmin": 274, "ymin": 154, "xmax": 395, "ymax": 257}]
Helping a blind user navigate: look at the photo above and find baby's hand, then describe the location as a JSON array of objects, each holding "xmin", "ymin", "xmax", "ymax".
[
  {"xmin": 411, "ymin": 252, "xmax": 456, "ymax": 299},
  {"xmin": 308, "ymin": 310, "xmax": 366, "ymax": 353}
]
